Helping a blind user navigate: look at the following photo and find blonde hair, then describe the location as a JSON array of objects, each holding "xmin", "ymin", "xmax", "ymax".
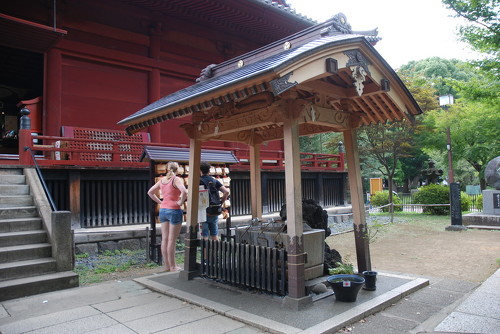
[{"xmin": 165, "ymin": 161, "xmax": 179, "ymax": 181}]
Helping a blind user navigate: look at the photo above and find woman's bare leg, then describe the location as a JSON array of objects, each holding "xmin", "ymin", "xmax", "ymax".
[
  {"xmin": 166, "ymin": 223, "xmax": 183, "ymax": 271},
  {"xmin": 160, "ymin": 221, "xmax": 170, "ymax": 271}
]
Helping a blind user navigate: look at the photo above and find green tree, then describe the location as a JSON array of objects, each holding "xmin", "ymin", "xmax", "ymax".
[
  {"xmin": 357, "ymin": 120, "xmax": 415, "ymax": 211},
  {"xmin": 442, "ymin": 0, "xmax": 499, "ymax": 75}
]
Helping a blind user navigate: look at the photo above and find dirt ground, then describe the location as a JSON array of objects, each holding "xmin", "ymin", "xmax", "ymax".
[
  {"xmin": 326, "ymin": 214, "xmax": 500, "ymax": 283},
  {"xmin": 87, "ymin": 214, "xmax": 499, "ymax": 285}
]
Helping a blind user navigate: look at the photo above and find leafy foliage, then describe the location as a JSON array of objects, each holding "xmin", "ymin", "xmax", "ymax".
[
  {"xmin": 371, "ymin": 191, "xmax": 403, "ymax": 212},
  {"xmin": 442, "ymin": 0, "xmax": 500, "ymax": 76},
  {"xmin": 414, "ymin": 184, "xmax": 450, "ymax": 215},
  {"xmin": 328, "ymin": 261, "xmax": 354, "ymax": 275},
  {"xmin": 476, "ymin": 194, "xmax": 484, "ymax": 211},
  {"xmin": 413, "ymin": 184, "xmax": 470, "ymax": 214}
]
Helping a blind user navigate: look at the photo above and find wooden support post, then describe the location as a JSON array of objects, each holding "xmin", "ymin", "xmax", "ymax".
[
  {"xmin": 180, "ymin": 137, "xmax": 201, "ymax": 280},
  {"xmin": 249, "ymin": 143, "xmax": 262, "ymax": 219},
  {"xmin": 18, "ymin": 130, "xmax": 33, "ymax": 166},
  {"xmin": 69, "ymin": 171, "xmax": 81, "ymax": 229},
  {"xmin": 282, "ymin": 101, "xmax": 310, "ymax": 308},
  {"xmin": 343, "ymin": 127, "xmax": 371, "ymax": 273}
]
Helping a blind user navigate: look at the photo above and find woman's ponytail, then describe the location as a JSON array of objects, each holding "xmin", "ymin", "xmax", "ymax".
[{"xmin": 165, "ymin": 161, "xmax": 179, "ymax": 181}]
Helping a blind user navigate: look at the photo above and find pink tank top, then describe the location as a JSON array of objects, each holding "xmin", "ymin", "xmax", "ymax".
[{"xmin": 160, "ymin": 176, "xmax": 181, "ymax": 209}]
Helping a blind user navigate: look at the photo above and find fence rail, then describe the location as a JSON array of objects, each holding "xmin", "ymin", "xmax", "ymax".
[
  {"xmin": 201, "ymin": 239, "xmax": 287, "ymax": 295},
  {"xmin": 369, "ymin": 192, "xmax": 482, "ymax": 213},
  {"xmin": 15, "ymin": 129, "xmax": 345, "ymax": 172}
]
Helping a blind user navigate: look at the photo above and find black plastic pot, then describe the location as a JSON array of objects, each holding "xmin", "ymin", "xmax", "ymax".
[
  {"xmin": 362, "ymin": 271, "xmax": 378, "ymax": 291},
  {"xmin": 327, "ymin": 274, "xmax": 365, "ymax": 302}
]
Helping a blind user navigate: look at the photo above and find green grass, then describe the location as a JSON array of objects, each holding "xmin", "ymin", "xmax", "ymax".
[{"xmin": 75, "ymin": 249, "xmax": 161, "ymax": 285}]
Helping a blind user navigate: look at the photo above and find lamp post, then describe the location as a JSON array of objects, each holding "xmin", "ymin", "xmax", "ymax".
[
  {"xmin": 439, "ymin": 94, "xmax": 454, "ymax": 184},
  {"xmin": 439, "ymin": 94, "xmax": 464, "ymax": 230}
]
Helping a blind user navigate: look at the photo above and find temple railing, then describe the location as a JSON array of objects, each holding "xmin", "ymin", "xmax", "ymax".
[{"xmin": 15, "ymin": 129, "xmax": 345, "ymax": 172}]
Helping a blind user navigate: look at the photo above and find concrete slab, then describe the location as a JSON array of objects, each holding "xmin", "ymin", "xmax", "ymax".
[
  {"xmin": 92, "ymin": 290, "xmax": 168, "ymax": 313},
  {"xmin": 106, "ymin": 297, "xmax": 188, "ymax": 323},
  {"xmin": 152, "ymin": 314, "xmax": 258, "ymax": 334},
  {"xmin": 134, "ymin": 271, "xmax": 429, "ymax": 333},
  {"xmin": 0, "ymin": 306, "xmax": 102, "ymax": 334},
  {"xmin": 84, "ymin": 323, "xmax": 137, "ymax": 334},
  {"xmin": 454, "ymin": 290, "xmax": 500, "ymax": 319},
  {"xmin": 122, "ymin": 306, "xmax": 214, "ymax": 333},
  {"xmin": 434, "ymin": 311, "xmax": 500, "ymax": 334},
  {"xmin": 22, "ymin": 313, "xmax": 118, "ymax": 334}
]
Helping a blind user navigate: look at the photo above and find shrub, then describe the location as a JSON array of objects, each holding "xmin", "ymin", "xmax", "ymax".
[
  {"xmin": 477, "ymin": 194, "xmax": 483, "ymax": 211},
  {"xmin": 461, "ymin": 192, "xmax": 472, "ymax": 212},
  {"xmin": 371, "ymin": 191, "xmax": 403, "ymax": 212},
  {"xmin": 414, "ymin": 184, "xmax": 449, "ymax": 215},
  {"xmin": 413, "ymin": 185, "xmax": 470, "ymax": 215}
]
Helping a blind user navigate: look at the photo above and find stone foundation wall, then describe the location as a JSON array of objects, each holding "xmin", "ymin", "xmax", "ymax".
[{"xmin": 74, "ymin": 225, "xmax": 187, "ymax": 256}]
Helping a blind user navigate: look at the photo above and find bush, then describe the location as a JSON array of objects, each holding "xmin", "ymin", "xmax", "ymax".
[
  {"xmin": 413, "ymin": 184, "xmax": 470, "ymax": 215},
  {"xmin": 414, "ymin": 184, "xmax": 449, "ymax": 215},
  {"xmin": 461, "ymin": 192, "xmax": 472, "ymax": 212},
  {"xmin": 477, "ymin": 194, "xmax": 483, "ymax": 211},
  {"xmin": 371, "ymin": 191, "xmax": 403, "ymax": 212}
]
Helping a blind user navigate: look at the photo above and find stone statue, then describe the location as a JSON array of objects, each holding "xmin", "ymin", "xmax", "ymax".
[
  {"xmin": 421, "ymin": 159, "xmax": 443, "ymax": 185},
  {"xmin": 485, "ymin": 156, "xmax": 500, "ymax": 190}
]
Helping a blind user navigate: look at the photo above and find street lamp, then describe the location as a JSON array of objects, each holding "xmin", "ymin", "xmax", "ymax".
[{"xmin": 439, "ymin": 94, "xmax": 454, "ymax": 183}]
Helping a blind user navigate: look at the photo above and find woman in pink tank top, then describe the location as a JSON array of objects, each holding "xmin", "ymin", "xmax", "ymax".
[{"xmin": 147, "ymin": 161, "xmax": 187, "ymax": 272}]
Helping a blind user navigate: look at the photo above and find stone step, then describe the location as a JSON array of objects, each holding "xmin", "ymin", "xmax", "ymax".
[
  {"xmin": 0, "ymin": 169, "xmax": 22, "ymax": 176},
  {"xmin": 0, "ymin": 230, "xmax": 47, "ymax": 247},
  {"xmin": 0, "ymin": 195, "xmax": 33, "ymax": 208},
  {"xmin": 0, "ymin": 174, "xmax": 26, "ymax": 185},
  {"xmin": 0, "ymin": 243, "xmax": 52, "ymax": 263},
  {"xmin": 0, "ymin": 184, "xmax": 29, "ymax": 195},
  {"xmin": 0, "ymin": 271, "xmax": 79, "ymax": 301},
  {"xmin": 0, "ymin": 206, "xmax": 38, "ymax": 219},
  {"xmin": 0, "ymin": 217, "xmax": 43, "ymax": 232},
  {"xmin": 0, "ymin": 258, "xmax": 57, "ymax": 281}
]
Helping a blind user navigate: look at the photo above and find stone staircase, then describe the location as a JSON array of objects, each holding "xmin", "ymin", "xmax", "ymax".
[{"xmin": 0, "ymin": 168, "xmax": 78, "ymax": 301}]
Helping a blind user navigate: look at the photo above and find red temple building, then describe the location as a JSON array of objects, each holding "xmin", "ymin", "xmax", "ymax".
[{"xmin": 0, "ymin": 0, "xmax": 367, "ymax": 228}]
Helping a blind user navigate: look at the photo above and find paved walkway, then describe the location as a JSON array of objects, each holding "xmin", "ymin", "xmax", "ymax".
[{"xmin": 1, "ymin": 269, "xmax": 498, "ymax": 333}]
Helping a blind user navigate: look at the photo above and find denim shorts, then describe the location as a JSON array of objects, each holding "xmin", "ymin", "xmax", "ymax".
[
  {"xmin": 159, "ymin": 208, "xmax": 183, "ymax": 225},
  {"xmin": 201, "ymin": 214, "xmax": 218, "ymax": 237}
]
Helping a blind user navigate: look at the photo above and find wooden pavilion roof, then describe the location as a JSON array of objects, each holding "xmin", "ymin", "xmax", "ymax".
[{"xmin": 119, "ymin": 14, "xmax": 421, "ymax": 144}]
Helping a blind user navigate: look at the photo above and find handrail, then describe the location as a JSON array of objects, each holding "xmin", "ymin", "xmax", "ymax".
[
  {"xmin": 24, "ymin": 146, "xmax": 58, "ymax": 211},
  {"xmin": 18, "ymin": 132, "xmax": 345, "ymax": 171}
]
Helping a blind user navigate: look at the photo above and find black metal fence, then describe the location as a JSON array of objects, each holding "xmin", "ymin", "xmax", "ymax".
[{"xmin": 201, "ymin": 239, "xmax": 287, "ymax": 295}]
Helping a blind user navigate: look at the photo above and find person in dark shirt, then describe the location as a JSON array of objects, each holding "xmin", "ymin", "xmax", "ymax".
[{"xmin": 199, "ymin": 161, "xmax": 229, "ymax": 241}]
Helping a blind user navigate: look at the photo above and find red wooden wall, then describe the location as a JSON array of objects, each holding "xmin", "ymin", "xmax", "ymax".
[{"xmin": 2, "ymin": 0, "xmax": 304, "ymax": 155}]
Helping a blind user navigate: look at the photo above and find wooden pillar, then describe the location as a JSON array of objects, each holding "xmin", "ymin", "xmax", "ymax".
[
  {"xmin": 69, "ymin": 171, "xmax": 81, "ymax": 229},
  {"xmin": 282, "ymin": 101, "xmax": 310, "ymax": 308},
  {"xmin": 180, "ymin": 137, "xmax": 201, "ymax": 280},
  {"xmin": 45, "ymin": 49, "xmax": 62, "ymax": 136},
  {"xmin": 343, "ymin": 127, "xmax": 371, "ymax": 273},
  {"xmin": 249, "ymin": 143, "xmax": 262, "ymax": 219}
]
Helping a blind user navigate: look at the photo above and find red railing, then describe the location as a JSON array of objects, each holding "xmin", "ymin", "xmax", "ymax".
[{"xmin": 13, "ymin": 129, "xmax": 344, "ymax": 171}]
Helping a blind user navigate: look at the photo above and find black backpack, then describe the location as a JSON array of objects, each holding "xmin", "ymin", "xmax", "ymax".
[{"xmin": 200, "ymin": 176, "xmax": 222, "ymax": 215}]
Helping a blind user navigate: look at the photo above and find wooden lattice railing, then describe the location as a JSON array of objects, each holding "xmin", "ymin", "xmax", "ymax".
[{"xmin": 15, "ymin": 128, "xmax": 345, "ymax": 171}]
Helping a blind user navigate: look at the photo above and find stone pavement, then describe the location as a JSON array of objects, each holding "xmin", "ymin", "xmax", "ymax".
[{"xmin": 0, "ymin": 269, "xmax": 498, "ymax": 334}]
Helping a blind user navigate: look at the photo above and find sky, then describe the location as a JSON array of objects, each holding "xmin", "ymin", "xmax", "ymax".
[{"xmin": 286, "ymin": 0, "xmax": 481, "ymax": 69}]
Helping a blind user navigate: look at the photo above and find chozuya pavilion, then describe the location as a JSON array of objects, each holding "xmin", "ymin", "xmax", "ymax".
[{"xmin": 119, "ymin": 13, "xmax": 422, "ymax": 308}]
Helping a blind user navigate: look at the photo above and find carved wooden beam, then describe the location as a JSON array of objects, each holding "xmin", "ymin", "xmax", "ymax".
[{"xmin": 301, "ymin": 105, "xmax": 350, "ymax": 130}]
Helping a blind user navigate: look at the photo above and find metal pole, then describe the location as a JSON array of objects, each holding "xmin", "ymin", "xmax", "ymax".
[{"xmin": 446, "ymin": 126, "xmax": 454, "ymax": 183}]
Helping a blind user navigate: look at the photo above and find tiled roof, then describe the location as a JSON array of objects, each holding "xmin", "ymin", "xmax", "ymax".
[
  {"xmin": 119, "ymin": 34, "xmax": 371, "ymax": 134},
  {"xmin": 141, "ymin": 146, "xmax": 239, "ymax": 164}
]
